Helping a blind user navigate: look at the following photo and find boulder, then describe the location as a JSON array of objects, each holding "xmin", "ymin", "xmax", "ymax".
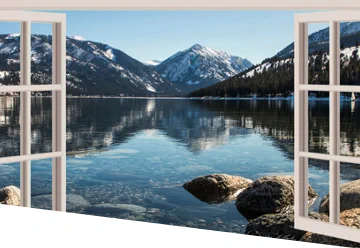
[
  {"xmin": 183, "ymin": 174, "xmax": 253, "ymax": 204},
  {"xmin": 319, "ymin": 179, "xmax": 360, "ymax": 213},
  {"xmin": 236, "ymin": 176, "xmax": 317, "ymax": 219},
  {"xmin": 301, "ymin": 208, "xmax": 360, "ymax": 247},
  {"xmin": 0, "ymin": 185, "xmax": 20, "ymax": 206},
  {"xmin": 245, "ymin": 212, "xmax": 328, "ymax": 240}
]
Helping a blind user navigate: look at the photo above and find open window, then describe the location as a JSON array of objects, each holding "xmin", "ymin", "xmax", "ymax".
[
  {"xmin": 295, "ymin": 11, "xmax": 360, "ymax": 243},
  {"xmin": 0, "ymin": 11, "xmax": 66, "ymax": 211}
]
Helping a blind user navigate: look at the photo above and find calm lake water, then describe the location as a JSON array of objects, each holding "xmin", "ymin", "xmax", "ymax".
[{"xmin": 1, "ymin": 97, "xmax": 360, "ymax": 233}]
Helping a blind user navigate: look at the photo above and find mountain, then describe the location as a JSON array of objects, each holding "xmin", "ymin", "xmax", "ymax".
[
  {"xmin": 0, "ymin": 34, "xmax": 180, "ymax": 96},
  {"xmin": 276, "ymin": 22, "xmax": 360, "ymax": 59},
  {"xmin": 143, "ymin": 60, "xmax": 162, "ymax": 66},
  {"xmin": 189, "ymin": 22, "xmax": 360, "ymax": 98},
  {"xmin": 155, "ymin": 44, "xmax": 253, "ymax": 93}
]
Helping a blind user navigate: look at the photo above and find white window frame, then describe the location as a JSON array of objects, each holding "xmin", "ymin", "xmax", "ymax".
[
  {"xmin": 0, "ymin": 11, "xmax": 66, "ymax": 211},
  {"xmin": 295, "ymin": 11, "xmax": 360, "ymax": 243}
]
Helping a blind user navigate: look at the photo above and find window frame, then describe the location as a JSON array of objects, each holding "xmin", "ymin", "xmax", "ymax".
[
  {"xmin": 294, "ymin": 11, "xmax": 360, "ymax": 242},
  {"xmin": 0, "ymin": 11, "xmax": 66, "ymax": 211}
]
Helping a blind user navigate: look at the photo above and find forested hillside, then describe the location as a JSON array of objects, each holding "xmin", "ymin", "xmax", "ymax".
[{"xmin": 189, "ymin": 46, "xmax": 360, "ymax": 98}]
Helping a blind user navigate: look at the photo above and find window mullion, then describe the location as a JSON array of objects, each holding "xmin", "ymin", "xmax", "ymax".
[
  {"xmin": 329, "ymin": 20, "xmax": 341, "ymax": 224},
  {"xmin": 294, "ymin": 21, "xmax": 309, "ymax": 220},
  {"xmin": 52, "ymin": 22, "xmax": 66, "ymax": 212},
  {"xmin": 20, "ymin": 21, "xmax": 32, "ymax": 208}
]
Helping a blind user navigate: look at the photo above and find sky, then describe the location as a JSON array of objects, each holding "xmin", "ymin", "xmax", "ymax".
[{"xmin": 0, "ymin": 11, "xmax": 328, "ymax": 65}]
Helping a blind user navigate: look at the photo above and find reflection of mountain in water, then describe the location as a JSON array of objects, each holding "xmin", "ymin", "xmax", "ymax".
[
  {"xmin": 1, "ymin": 97, "xmax": 360, "ymax": 161},
  {"xmin": 66, "ymin": 98, "xmax": 255, "ymax": 153}
]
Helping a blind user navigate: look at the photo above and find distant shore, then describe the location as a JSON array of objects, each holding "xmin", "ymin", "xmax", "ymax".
[{"xmin": 0, "ymin": 95, "xmax": 359, "ymax": 101}]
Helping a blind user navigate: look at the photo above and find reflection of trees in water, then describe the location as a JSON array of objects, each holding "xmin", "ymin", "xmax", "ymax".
[
  {"xmin": 65, "ymin": 98, "xmax": 253, "ymax": 153},
  {"xmin": 1, "ymin": 98, "xmax": 360, "ymax": 162}
]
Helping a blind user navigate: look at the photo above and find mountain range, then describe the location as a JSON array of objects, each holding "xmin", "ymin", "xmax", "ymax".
[
  {"xmin": 190, "ymin": 22, "xmax": 360, "ymax": 98},
  {"xmin": 0, "ymin": 34, "xmax": 252, "ymax": 96},
  {"xmin": 0, "ymin": 34, "xmax": 180, "ymax": 96}
]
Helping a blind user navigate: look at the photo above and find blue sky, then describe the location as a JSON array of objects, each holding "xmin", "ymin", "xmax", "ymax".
[{"xmin": 0, "ymin": 11, "xmax": 327, "ymax": 64}]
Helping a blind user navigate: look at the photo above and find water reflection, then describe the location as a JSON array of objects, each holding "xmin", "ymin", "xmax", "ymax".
[{"xmin": 1, "ymin": 98, "xmax": 360, "ymax": 158}]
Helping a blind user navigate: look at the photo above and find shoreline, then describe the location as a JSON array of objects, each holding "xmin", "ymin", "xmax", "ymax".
[{"xmin": 0, "ymin": 95, "xmax": 359, "ymax": 102}]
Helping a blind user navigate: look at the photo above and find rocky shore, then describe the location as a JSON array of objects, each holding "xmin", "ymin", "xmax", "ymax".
[
  {"xmin": 183, "ymin": 174, "xmax": 360, "ymax": 246},
  {"xmin": 3, "ymin": 174, "xmax": 360, "ymax": 246}
]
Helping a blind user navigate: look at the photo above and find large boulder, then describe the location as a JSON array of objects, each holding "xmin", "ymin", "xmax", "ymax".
[
  {"xmin": 319, "ymin": 179, "xmax": 360, "ymax": 213},
  {"xmin": 301, "ymin": 208, "xmax": 360, "ymax": 247},
  {"xmin": 0, "ymin": 185, "xmax": 20, "ymax": 206},
  {"xmin": 183, "ymin": 174, "xmax": 253, "ymax": 204},
  {"xmin": 245, "ymin": 212, "xmax": 328, "ymax": 241},
  {"xmin": 236, "ymin": 176, "xmax": 317, "ymax": 219}
]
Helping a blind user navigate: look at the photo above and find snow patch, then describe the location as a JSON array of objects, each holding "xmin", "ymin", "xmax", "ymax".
[
  {"xmin": 144, "ymin": 60, "xmax": 162, "ymax": 66},
  {"xmin": 69, "ymin": 36, "xmax": 86, "ymax": 41},
  {"xmin": 145, "ymin": 84, "xmax": 157, "ymax": 93},
  {"xmin": 5, "ymin": 33, "xmax": 20, "ymax": 40}
]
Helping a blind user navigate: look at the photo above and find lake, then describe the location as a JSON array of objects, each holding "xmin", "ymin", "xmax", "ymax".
[{"xmin": 0, "ymin": 97, "xmax": 360, "ymax": 233}]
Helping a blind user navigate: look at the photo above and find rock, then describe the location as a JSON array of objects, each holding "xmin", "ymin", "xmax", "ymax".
[
  {"xmin": 0, "ymin": 186, "xmax": 20, "ymax": 206},
  {"xmin": 301, "ymin": 208, "xmax": 360, "ymax": 247},
  {"xmin": 32, "ymin": 194, "xmax": 90, "ymax": 211},
  {"xmin": 319, "ymin": 179, "xmax": 360, "ymax": 213},
  {"xmin": 236, "ymin": 176, "xmax": 317, "ymax": 219},
  {"xmin": 85, "ymin": 203, "xmax": 146, "ymax": 214},
  {"xmin": 301, "ymin": 232, "xmax": 360, "ymax": 247},
  {"xmin": 245, "ymin": 212, "xmax": 328, "ymax": 240},
  {"xmin": 183, "ymin": 174, "xmax": 253, "ymax": 204}
]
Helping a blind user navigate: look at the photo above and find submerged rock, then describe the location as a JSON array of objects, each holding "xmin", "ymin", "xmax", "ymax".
[
  {"xmin": 85, "ymin": 203, "xmax": 147, "ymax": 214},
  {"xmin": 301, "ymin": 208, "xmax": 360, "ymax": 246},
  {"xmin": 236, "ymin": 176, "xmax": 317, "ymax": 219},
  {"xmin": 183, "ymin": 174, "xmax": 253, "ymax": 204},
  {"xmin": 32, "ymin": 194, "xmax": 90, "ymax": 211},
  {"xmin": 245, "ymin": 212, "xmax": 328, "ymax": 240},
  {"xmin": 319, "ymin": 179, "xmax": 360, "ymax": 213},
  {"xmin": 0, "ymin": 186, "xmax": 20, "ymax": 206}
]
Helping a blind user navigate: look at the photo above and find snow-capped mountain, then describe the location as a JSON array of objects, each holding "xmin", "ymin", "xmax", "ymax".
[
  {"xmin": 189, "ymin": 22, "xmax": 360, "ymax": 98},
  {"xmin": 276, "ymin": 22, "xmax": 360, "ymax": 59},
  {"xmin": 155, "ymin": 44, "xmax": 253, "ymax": 92},
  {"xmin": 143, "ymin": 60, "xmax": 162, "ymax": 66},
  {"xmin": 0, "ymin": 34, "xmax": 180, "ymax": 96}
]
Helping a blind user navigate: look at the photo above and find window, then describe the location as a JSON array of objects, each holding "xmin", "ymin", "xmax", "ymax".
[
  {"xmin": 0, "ymin": 11, "xmax": 66, "ymax": 211},
  {"xmin": 295, "ymin": 11, "xmax": 360, "ymax": 242}
]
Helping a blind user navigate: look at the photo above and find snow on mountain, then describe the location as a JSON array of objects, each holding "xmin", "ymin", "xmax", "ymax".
[
  {"xmin": 0, "ymin": 34, "xmax": 180, "ymax": 96},
  {"xmin": 155, "ymin": 43, "xmax": 253, "ymax": 92},
  {"xmin": 276, "ymin": 22, "xmax": 360, "ymax": 59},
  {"xmin": 5, "ymin": 33, "xmax": 20, "ymax": 40},
  {"xmin": 242, "ymin": 45, "xmax": 360, "ymax": 82},
  {"xmin": 144, "ymin": 60, "xmax": 162, "ymax": 66},
  {"xmin": 69, "ymin": 36, "xmax": 86, "ymax": 41},
  {"xmin": 243, "ymin": 58, "xmax": 293, "ymax": 78}
]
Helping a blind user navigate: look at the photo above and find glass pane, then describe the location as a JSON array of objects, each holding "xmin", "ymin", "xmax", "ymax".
[
  {"xmin": 31, "ymin": 158, "xmax": 52, "ymax": 210},
  {"xmin": 0, "ymin": 97, "xmax": 20, "ymax": 157},
  {"xmin": 340, "ymin": 97, "xmax": 360, "ymax": 157},
  {"xmin": 31, "ymin": 94, "xmax": 52, "ymax": 154},
  {"xmin": 338, "ymin": 162, "xmax": 360, "ymax": 231},
  {"xmin": 0, "ymin": 162, "xmax": 20, "ymax": 206},
  {"xmin": 308, "ymin": 22, "xmax": 329, "ymax": 88},
  {"xmin": 0, "ymin": 22, "xmax": 20, "ymax": 88},
  {"xmin": 308, "ymin": 99, "xmax": 329, "ymax": 154},
  {"xmin": 340, "ymin": 21, "xmax": 360, "ymax": 88},
  {"xmin": 31, "ymin": 23, "xmax": 52, "ymax": 86},
  {"xmin": 308, "ymin": 158, "xmax": 329, "ymax": 224}
]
